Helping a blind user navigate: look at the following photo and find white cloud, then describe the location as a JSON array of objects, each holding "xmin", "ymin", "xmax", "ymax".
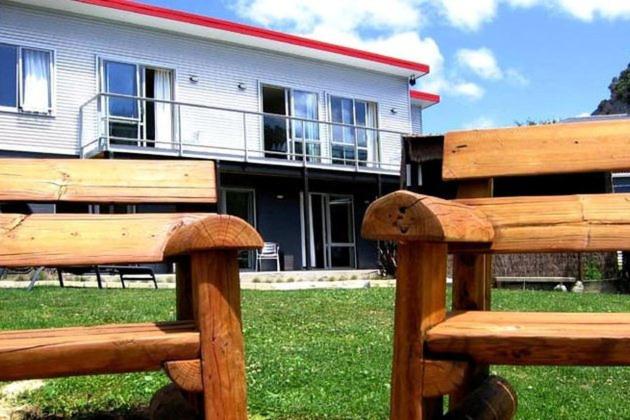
[
  {"xmin": 463, "ymin": 116, "xmax": 498, "ymax": 129},
  {"xmin": 456, "ymin": 48, "xmax": 503, "ymax": 79},
  {"xmin": 450, "ymin": 82, "xmax": 485, "ymax": 100},
  {"xmin": 555, "ymin": 0, "xmax": 630, "ymax": 21},
  {"xmin": 505, "ymin": 68, "xmax": 529, "ymax": 86},
  {"xmin": 433, "ymin": 0, "xmax": 498, "ymax": 31},
  {"xmin": 429, "ymin": 0, "xmax": 630, "ymax": 31},
  {"xmin": 235, "ymin": 0, "xmax": 422, "ymax": 33}
]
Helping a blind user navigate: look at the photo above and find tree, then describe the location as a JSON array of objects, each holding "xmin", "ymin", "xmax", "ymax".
[{"xmin": 592, "ymin": 63, "xmax": 630, "ymax": 115}]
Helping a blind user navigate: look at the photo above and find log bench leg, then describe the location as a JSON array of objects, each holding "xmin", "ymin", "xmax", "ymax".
[
  {"xmin": 192, "ymin": 250, "xmax": 247, "ymax": 420},
  {"xmin": 391, "ymin": 242, "xmax": 447, "ymax": 420}
]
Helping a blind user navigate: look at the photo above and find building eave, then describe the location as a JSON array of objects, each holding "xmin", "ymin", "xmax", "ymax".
[{"xmin": 9, "ymin": 0, "xmax": 430, "ymax": 78}]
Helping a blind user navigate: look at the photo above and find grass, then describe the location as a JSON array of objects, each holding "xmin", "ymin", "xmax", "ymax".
[{"xmin": 0, "ymin": 287, "xmax": 629, "ymax": 419}]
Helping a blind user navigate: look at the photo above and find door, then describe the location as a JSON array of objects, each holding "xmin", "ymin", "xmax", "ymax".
[
  {"xmin": 221, "ymin": 188, "xmax": 257, "ymax": 270},
  {"xmin": 308, "ymin": 193, "xmax": 356, "ymax": 269},
  {"xmin": 103, "ymin": 60, "xmax": 140, "ymax": 145}
]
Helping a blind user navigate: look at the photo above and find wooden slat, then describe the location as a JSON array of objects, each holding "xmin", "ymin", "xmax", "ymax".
[
  {"xmin": 0, "ymin": 321, "xmax": 199, "ymax": 381},
  {"xmin": 443, "ymin": 119, "xmax": 630, "ymax": 180},
  {"xmin": 0, "ymin": 159, "xmax": 216, "ymax": 203},
  {"xmin": 426, "ymin": 311, "xmax": 630, "ymax": 366},
  {"xmin": 0, "ymin": 213, "xmax": 263, "ymax": 267},
  {"xmin": 454, "ymin": 193, "xmax": 630, "ymax": 253},
  {"xmin": 361, "ymin": 190, "xmax": 494, "ymax": 243}
]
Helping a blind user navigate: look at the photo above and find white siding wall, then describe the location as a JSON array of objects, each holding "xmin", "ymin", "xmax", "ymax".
[
  {"xmin": 411, "ymin": 105, "xmax": 423, "ymax": 134},
  {"xmin": 0, "ymin": 2, "xmax": 411, "ymax": 169}
]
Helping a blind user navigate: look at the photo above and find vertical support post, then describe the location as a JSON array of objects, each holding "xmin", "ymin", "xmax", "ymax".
[
  {"xmin": 303, "ymin": 167, "xmax": 311, "ymax": 270},
  {"xmin": 391, "ymin": 242, "xmax": 448, "ymax": 420},
  {"xmin": 215, "ymin": 161, "xmax": 222, "ymax": 213},
  {"xmin": 450, "ymin": 178, "xmax": 493, "ymax": 409},
  {"xmin": 192, "ymin": 250, "xmax": 247, "ymax": 420},
  {"xmin": 178, "ymin": 104, "xmax": 183, "ymax": 157},
  {"xmin": 243, "ymin": 113, "xmax": 248, "ymax": 162}
]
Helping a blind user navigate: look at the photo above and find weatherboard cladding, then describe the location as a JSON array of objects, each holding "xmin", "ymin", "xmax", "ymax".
[{"xmin": 0, "ymin": 2, "xmax": 411, "ymax": 168}]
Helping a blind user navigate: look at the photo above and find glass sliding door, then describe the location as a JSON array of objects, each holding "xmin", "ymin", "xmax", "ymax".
[
  {"xmin": 330, "ymin": 96, "xmax": 378, "ymax": 166},
  {"xmin": 291, "ymin": 90, "xmax": 320, "ymax": 162},
  {"xmin": 101, "ymin": 59, "xmax": 174, "ymax": 148},
  {"xmin": 326, "ymin": 195, "xmax": 356, "ymax": 268},
  {"xmin": 262, "ymin": 85, "xmax": 320, "ymax": 161},
  {"xmin": 103, "ymin": 60, "xmax": 140, "ymax": 145},
  {"xmin": 308, "ymin": 193, "xmax": 356, "ymax": 269},
  {"xmin": 221, "ymin": 188, "xmax": 257, "ymax": 270},
  {"xmin": 262, "ymin": 85, "xmax": 289, "ymax": 159}
]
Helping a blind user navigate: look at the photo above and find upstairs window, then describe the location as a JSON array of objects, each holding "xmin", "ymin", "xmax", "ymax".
[
  {"xmin": 0, "ymin": 43, "xmax": 53, "ymax": 114},
  {"xmin": 330, "ymin": 96, "xmax": 378, "ymax": 166}
]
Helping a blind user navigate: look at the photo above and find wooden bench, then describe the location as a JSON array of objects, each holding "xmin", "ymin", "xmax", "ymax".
[
  {"xmin": 0, "ymin": 159, "xmax": 263, "ymax": 419},
  {"xmin": 362, "ymin": 119, "xmax": 630, "ymax": 419}
]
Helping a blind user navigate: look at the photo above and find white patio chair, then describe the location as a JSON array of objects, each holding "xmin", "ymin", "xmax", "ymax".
[{"xmin": 256, "ymin": 242, "xmax": 280, "ymax": 272}]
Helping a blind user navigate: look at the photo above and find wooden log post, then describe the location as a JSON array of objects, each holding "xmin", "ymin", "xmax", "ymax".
[
  {"xmin": 362, "ymin": 190, "xmax": 494, "ymax": 420},
  {"xmin": 443, "ymin": 376, "xmax": 518, "ymax": 420},
  {"xmin": 192, "ymin": 250, "xmax": 247, "ymax": 420},
  {"xmin": 450, "ymin": 179, "xmax": 493, "ymax": 408},
  {"xmin": 391, "ymin": 242, "xmax": 448, "ymax": 420}
]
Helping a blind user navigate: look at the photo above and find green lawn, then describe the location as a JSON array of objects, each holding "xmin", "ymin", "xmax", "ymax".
[{"xmin": 1, "ymin": 287, "xmax": 629, "ymax": 419}]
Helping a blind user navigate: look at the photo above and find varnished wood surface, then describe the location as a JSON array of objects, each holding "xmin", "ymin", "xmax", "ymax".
[
  {"xmin": 0, "ymin": 322, "xmax": 199, "ymax": 381},
  {"xmin": 164, "ymin": 359, "xmax": 203, "ymax": 393},
  {"xmin": 421, "ymin": 360, "xmax": 469, "ymax": 398},
  {"xmin": 0, "ymin": 159, "xmax": 216, "ymax": 203},
  {"xmin": 193, "ymin": 251, "xmax": 248, "ymax": 420},
  {"xmin": 450, "ymin": 179, "xmax": 493, "ymax": 409},
  {"xmin": 443, "ymin": 119, "xmax": 630, "ymax": 180},
  {"xmin": 0, "ymin": 213, "xmax": 263, "ymax": 267},
  {"xmin": 426, "ymin": 311, "xmax": 630, "ymax": 365},
  {"xmin": 443, "ymin": 376, "xmax": 518, "ymax": 420},
  {"xmin": 361, "ymin": 190, "xmax": 494, "ymax": 243},
  {"xmin": 454, "ymin": 193, "xmax": 630, "ymax": 253},
  {"xmin": 390, "ymin": 242, "xmax": 448, "ymax": 419}
]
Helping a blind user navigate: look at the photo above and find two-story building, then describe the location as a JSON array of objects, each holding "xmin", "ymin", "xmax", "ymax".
[{"xmin": 0, "ymin": 0, "xmax": 439, "ymax": 271}]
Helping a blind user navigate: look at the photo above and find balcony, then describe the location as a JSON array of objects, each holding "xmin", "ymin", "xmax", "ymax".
[{"xmin": 79, "ymin": 93, "xmax": 403, "ymax": 174}]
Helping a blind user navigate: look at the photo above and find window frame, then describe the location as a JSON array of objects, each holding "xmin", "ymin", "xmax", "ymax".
[
  {"xmin": 258, "ymin": 82, "xmax": 321, "ymax": 160},
  {"xmin": 97, "ymin": 56, "xmax": 176, "ymax": 146},
  {"xmin": 0, "ymin": 41, "xmax": 55, "ymax": 116},
  {"xmin": 328, "ymin": 94, "xmax": 379, "ymax": 166}
]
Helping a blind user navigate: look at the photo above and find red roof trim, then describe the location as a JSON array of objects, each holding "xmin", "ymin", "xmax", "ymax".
[
  {"xmin": 75, "ymin": 0, "xmax": 430, "ymax": 74},
  {"xmin": 410, "ymin": 90, "xmax": 440, "ymax": 103}
]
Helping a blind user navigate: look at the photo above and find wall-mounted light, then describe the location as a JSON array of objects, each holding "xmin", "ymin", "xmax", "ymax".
[
  {"xmin": 276, "ymin": 194, "xmax": 285, "ymax": 200},
  {"xmin": 189, "ymin": 75, "xmax": 199, "ymax": 83},
  {"xmin": 390, "ymin": 108, "xmax": 398, "ymax": 115},
  {"xmin": 237, "ymin": 82, "xmax": 247, "ymax": 91}
]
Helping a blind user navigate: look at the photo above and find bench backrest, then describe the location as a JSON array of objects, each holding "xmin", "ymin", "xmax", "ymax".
[
  {"xmin": 442, "ymin": 119, "xmax": 630, "ymax": 180},
  {"xmin": 0, "ymin": 159, "xmax": 217, "ymax": 203},
  {"xmin": 0, "ymin": 159, "xmax": 262, "ymax": 267},
  {"xmin": 364, "ymin": 119, "xmax": 630, "ymax": 254}
]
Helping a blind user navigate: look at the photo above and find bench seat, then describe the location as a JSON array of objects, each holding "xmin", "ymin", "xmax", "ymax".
[
  {"xmin": 426, "ymin": 311, "xmax": 630, "ymax": 366},
  {"xmin": 0, "ymin": 321, "xmax": 199, "ymax": 381}
]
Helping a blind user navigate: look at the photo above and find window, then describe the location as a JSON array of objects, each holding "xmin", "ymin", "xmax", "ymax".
[
  {"xmin": 330, "ymin": 96, "xmax": 378, "ymax": 166},
  {"xmin": 261, "ymin": 85, "xmax": 320, "ymax": 161},
  {"xmin": 0, "ymin": 43, "xmax": 53, "ymax": 114},
  {"xmin": 100, "ymin": 59, "xmax": 174, "ymax": 147}
]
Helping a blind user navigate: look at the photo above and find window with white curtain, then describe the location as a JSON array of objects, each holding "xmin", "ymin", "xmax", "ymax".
[{"xmin": 0, "ymin": 43, "xmax": 53, "ymax": 114}]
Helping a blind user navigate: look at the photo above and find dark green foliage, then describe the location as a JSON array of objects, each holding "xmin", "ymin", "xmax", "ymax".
[{"xmin": 593, "ymin": 63, "xmax": 630, "ymax": 115}]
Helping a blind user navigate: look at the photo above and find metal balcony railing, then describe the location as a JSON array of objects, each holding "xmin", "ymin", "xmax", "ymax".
[{"xmin": 79, "ymin": 93, "xmax": 405, "ymax": 174}]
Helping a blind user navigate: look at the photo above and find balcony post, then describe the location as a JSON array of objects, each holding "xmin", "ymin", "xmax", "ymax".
[
  {"xmin": 178, "ymin": 104, "xmax": 183, "ymax": 157},
  {"xmin": 243, "ymin": 113, "xmax": 248, "ymax": 162}
]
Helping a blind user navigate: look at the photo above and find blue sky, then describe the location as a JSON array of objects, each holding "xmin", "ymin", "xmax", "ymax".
[{"xmin": 142, "ymin": 0, "xmax": 629, "ymax": 133}]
